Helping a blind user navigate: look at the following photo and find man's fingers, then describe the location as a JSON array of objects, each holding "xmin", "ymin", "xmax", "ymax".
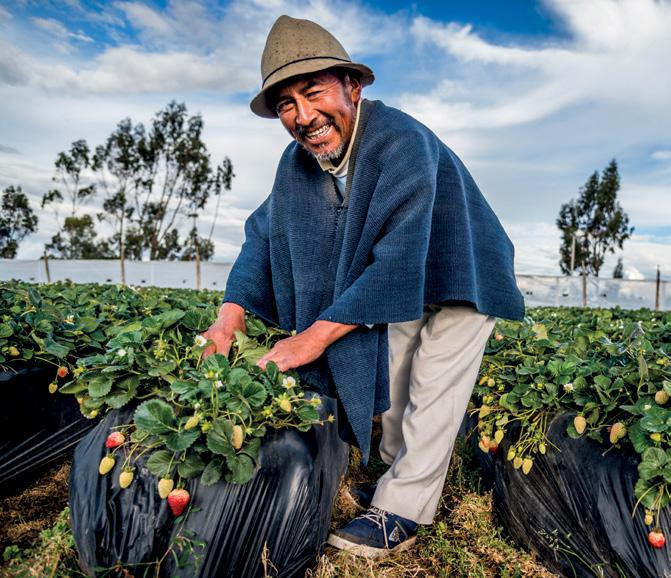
[{"xmin": 200, "ymin": 334, "xmax": 232, "ymax": 359}]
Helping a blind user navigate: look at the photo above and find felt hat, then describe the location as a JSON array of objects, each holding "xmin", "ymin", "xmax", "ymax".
[{"xmin": 250, "ymin": 15, "xmax": 375, "ymax": 118}]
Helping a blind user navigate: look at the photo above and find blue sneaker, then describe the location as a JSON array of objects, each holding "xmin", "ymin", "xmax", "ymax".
[{"xmin": 327, "ymin": 506, "xmax": 418, "ymax": 558}]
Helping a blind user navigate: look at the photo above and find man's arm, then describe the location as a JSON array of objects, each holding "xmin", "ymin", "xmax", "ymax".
[{"xmin": 257, "ymin": 320, "xmax": 358, "ymax": 372}]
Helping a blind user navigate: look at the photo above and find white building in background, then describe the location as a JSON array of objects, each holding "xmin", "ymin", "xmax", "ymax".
[{"xmin": 1, "ymin": 259, "xmax": 669, "ymax": 310}]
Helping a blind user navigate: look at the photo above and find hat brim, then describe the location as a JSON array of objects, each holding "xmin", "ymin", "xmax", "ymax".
[{"xmin": 250, "ymin": 58, "xmax": 374, "ymax": 119}]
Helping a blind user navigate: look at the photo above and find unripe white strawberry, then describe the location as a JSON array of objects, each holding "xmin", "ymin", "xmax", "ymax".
[
  {"xmin": 231, "ymin": 425, "xmax": 244, "ymax": 450},
  {"xmin": 609, "ymin": 422, "xmax": 626, "ymax": 444},
  {"xmin": 99, "ymin": 456, "xmax": 115, "ymax": 475},
  {"xmin": 119, "ymin": 470, "xmax": 134, "ymax": 489},
  {"xmin": 158, "ymin": 478, "xmax": 174, "ymax": 499}
]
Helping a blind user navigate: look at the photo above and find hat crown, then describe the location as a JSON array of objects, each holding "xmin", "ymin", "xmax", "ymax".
[{"xmin": 261, "ymin": 15, "xmax": 352, "ymax": 86}]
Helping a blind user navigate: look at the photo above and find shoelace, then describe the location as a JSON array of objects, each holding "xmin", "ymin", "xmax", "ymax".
[{"xmin": 360, "ymin": 506, "xmax": 395, "ymax": 548}]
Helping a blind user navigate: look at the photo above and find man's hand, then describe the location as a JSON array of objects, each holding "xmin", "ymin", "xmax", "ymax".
[
  {"xmin": 201, "ymin": 302, "xmax": 246, "ymax": 358},
  {"xmin": 257, "ymin": 320, "xmax": 358, "ymax": 372}
]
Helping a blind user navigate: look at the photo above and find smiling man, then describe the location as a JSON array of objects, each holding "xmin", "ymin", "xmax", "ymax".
[{"xmin": 203, "ymin": 15, "xmax": 524, "ymax": 558}]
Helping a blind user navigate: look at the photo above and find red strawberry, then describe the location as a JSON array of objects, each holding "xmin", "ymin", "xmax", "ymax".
[
  {"xmin": 648, "ymin": 529, "xmax": 666, "ymax": 549},
  {"xmin": 105, "ymin": 432, "xmax": 125, "ymax": 449},
  {"xmin": 57, "ymin": 366, "xmax": 69, "ymax": 378},
  {"xmin": 167, "ymin": 489, "xmax": 190, "ymax": 516}
]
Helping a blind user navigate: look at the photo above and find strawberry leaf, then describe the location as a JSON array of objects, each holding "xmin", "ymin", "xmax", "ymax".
[
  {"xmin": 201, "ymin": 459, "xmax": 223, "ymax": 486},
  {"xmin": 225, "ymin": 454, "xmax": 255, "ymax": 484},
  {"xmin": 134, "ymin": 399, "xmax": 177, "ymax": 435},
  {"xmin": 146, "ymin": 450, "xmax": 174, "ymax": 477},
  {"xmin": 178, "ymin": 454, "xmax": 206, "ymax": 479},
  {"xmin": 206, "ymin": 418, "xmax": 235, "ymax": 457},
  {"xmin": 163, "ymin": 430, "xmax": 199, "ymax": 452}
]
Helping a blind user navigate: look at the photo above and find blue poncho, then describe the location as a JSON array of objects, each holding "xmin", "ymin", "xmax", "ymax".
[{"xmin": 224, "ymin": 99, "xmax": 524, "ymax": 459}]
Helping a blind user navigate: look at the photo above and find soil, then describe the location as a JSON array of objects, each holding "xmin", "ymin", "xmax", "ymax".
[{"xmin": 0, "ymin": 461, "xmax": 71, "ymax": 551}]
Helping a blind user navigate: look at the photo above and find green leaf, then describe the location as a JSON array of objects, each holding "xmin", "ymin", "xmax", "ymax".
[
  {"xmin": 206, "ymin": 418, "xmax": 235, "ymax": 457},
  {"xmin": 245, "ymin": 316, "xmax": 267, "ymax": 337},
  {"xmin": 77, "ymin": 317, "xmax": 100, "ymax": 332},
  {"xmin": 104, "ymin": 388, "xmax": 136, "ymax": 409},
  {"xmin": 171, "ymin": 380, "xmax": 196, "ymax": 395},
  {"xmin": 242, "ymin": 381, "xmax": 267, "ymax": 408},
  {"xmin": 593, "ymin": 375, "xmax": 611, "ymax": 389},
  {"xmin": 640, "ymin": 406, "xmax": 670, "ymax": 433},
  {"xmin": 146, "ymin": 450, "xmax": 174, "ymax": 477},
  {"xmin": 181, "ymin": 310, "xmax": 215, "ymax": 332},
  {"xmin": 147, "ymin": 359, "xmax": 177, "ymax": 377},
  {"xmin": 58, "ymin": 380, "xmax": 88, "ymax": 394},
  {"xmin": 0, "ymin": 323, "xmax": 12, "ymax": 338},
  {"xmin": 134, "ymin": 399, "xmax": 177, "ymax": 435},
  {"xmin": 178, "ymin": 454, "xmax": 206, "ymax": 479},
  {"xmin": 201, "ymin": 459, "xmax": 223, "ymax": 486},
  {"xmin": 163, "ymin": 429, "xmax": 200, "ymax": 452},
  {"xmin": 265, "ymin": 362, "xmax": 279, "ymax": 385},
  {"xmin": 628, "ymin": 421, "xmax": 651, "ymax": 454},
  {"xmin": 635, "ymin": 478, "xmax": 658, "ymax": 509},
  {"xmin": 88, "ymin": 376, "xmax": 113, "ymax": 398},
  {"xmin": 202, "ymin": 353, "xmax": 230, "ymax": 376},
  {"xmin": 296, "ymin": 404, "xmax": 320, "ymax": 423},
  {"xmin": 43, "ymin": 337, "xmax": 70, "ymax": 358},
  {"xmin": 241, "ymin": 437, "xmax": 262, "ymax": 462},
  {"xmin": 228, "ymin": 367, "xmax": 251, "ymax": 387},
  {"xmin": 224, "ymin": 454, "xmax": 255, "ymax": 484},
  {"xmin": 639, "ymin": 447, "xmax": 668, "ymax": 481}
]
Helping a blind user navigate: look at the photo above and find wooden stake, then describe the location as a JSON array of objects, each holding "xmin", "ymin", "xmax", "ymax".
[
  {"xmin": 655, "ymin": 265, "xmax": 661, "ymax": 311},
  {"xmin": 43, "ymin": 250, "xmax": 51, "ymax": 283}
]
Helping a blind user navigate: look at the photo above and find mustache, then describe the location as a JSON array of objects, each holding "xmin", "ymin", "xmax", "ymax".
[{"xmin": 295, "ymin": 118, "xmax": 334, "ymax": 138}]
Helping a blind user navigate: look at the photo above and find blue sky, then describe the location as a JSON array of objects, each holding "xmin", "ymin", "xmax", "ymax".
[{"xmin": 1, "ymin": 0, "xmax": 670, "ymax": 279}]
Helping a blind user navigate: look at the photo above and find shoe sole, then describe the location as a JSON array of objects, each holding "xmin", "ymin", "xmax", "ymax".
[{"xmin": 326, "ymin": 533, "xmax": 417, "ymax": 559}]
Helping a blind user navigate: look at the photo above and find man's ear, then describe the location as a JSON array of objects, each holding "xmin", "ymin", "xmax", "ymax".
[{"xmin": 345, "ymin": 74, "xmax": 362, "ymax": 104}]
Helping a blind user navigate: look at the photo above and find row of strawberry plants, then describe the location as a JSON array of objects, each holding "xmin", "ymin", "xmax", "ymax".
[
  {"xmin": 2, "ymin": 281, "xmax": 670, "ymax": 532},
  {"xmin": 0, "ymin": 280, "xmax": 326, "ymax": 513},
  {"xmin": 474, "ymin": 306, "xmax": 671, "ymax": 547}
]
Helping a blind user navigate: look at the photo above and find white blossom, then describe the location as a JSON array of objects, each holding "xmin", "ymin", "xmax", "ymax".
[
  {"xmin": 194, "ymin": 334, "xmax": 208, "ymax": 347},
  {"xmin": 282, "ymin": 376, "xmax": 297, "ymax": 389}
]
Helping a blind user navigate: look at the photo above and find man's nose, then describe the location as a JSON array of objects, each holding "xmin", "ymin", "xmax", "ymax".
[{"xmin": 294, "ymin": 97, "xmax": 316, "ymax": 127}]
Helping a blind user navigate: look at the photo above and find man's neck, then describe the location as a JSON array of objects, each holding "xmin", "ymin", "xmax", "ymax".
[{"xmin": 317, "ymin": 99, "xmax": 362, "ymax": 176}]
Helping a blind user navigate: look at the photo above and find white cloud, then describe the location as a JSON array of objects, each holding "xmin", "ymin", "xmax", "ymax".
[
  {"xmin": 1, "ymin": 0, "xmax": 403, "ymax": 95},
  {"xmin": 2, "ymin": 0, "xmax": 671, "ymax": 280},
  {"xmin": 651, "ymin": 150, "xmax": 671, "ymax": 161}
]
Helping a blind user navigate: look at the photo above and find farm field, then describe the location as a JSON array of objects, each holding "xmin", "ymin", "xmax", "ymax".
[{"xmin": 0, "ymin": 281, "xmax": 669, "ymax": 577}]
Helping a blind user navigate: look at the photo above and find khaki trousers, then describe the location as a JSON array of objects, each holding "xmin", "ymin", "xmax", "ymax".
[{"xmin": 371, "ymin": 305, "xmax": 495, "ymax": 524}]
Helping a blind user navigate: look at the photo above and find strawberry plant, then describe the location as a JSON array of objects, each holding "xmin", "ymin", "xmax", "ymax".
[
  {"xmin": 473, "ymin": 306, "xmax": 671, "ymax": 539},
  {"xmin": 67, "ymin": 307, "xmax": 328, "ymax": 487}
]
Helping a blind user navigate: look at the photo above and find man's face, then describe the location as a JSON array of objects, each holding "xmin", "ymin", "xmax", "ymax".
[{"xmin": 274, "ymin": 70, "xmax": 361, "ymax": 163}]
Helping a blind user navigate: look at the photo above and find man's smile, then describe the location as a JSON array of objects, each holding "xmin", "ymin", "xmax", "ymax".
[{"xmin": 299, "ymin": 121, "xmax": 334, "ymax": 144}]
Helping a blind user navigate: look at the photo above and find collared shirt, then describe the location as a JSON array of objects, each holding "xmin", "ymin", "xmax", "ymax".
[{"xmin": 317, "ymin": 99, "xmax": 362, "ymax": 197}]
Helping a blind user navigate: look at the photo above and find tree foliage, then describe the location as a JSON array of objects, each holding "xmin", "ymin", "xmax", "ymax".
[
  {"xmin": 42, "ymin": 139, "xmax": 110, "ymax": 259},
  {"xmin": 557, "ymin": 159, "xmax": 633, "ymax": 276},
  {"xmin": 91, "ymin": 101, "xmax": 234, "ymax": 261},
  {"xmin": 0, "ymin": 186, "xmax": 38, "ymax": 258}
]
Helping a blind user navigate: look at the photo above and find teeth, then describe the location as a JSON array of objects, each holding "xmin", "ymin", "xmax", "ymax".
[{"xmin": 306, "ymin": 123, "xmax": 331, "ymax": 138}]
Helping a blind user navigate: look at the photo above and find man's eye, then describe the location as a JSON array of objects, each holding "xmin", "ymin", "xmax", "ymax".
[
  {"xmin": 276, "ymin": 101, "xmax": 293, "ymax": 114},
  {"xmin": 306, "ymin": 91, "xmax": 321, "ymax": 98}
]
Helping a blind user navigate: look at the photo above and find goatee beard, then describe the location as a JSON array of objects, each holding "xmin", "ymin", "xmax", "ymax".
[{"xmin": 304, "ymin": 141, "xmax": 345, "ymax": 163}]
